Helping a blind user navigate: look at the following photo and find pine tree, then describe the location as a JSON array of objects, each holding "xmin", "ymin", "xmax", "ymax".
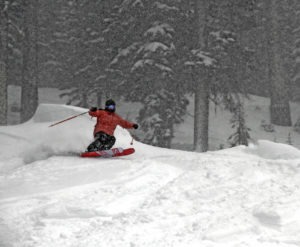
[
  {"xmin": 293, "ymin": 0, "xmax": 300, "ymax": 98},
  {"xmin": 37, "ymin": 0, "xmax": 61, "ymax": 87},
  {"xmin": 109, "ymin": 0, "xmax": 257, "ymax": 150},
  {"xmin": 58, "ymin": 0, "xmax": 89, "ymax": 107},
  {"xmin": 264, "ymin": 0, "xmax": 292, "ymax": 126},
  {"xmin": 0, "ymin": 0, "xmax": 8, "ymax": 125},
  {"xmin": 5, "ymin": 1, "xmax": 23, "ymax": 89},
  {"xmin": 137, "ymin": 90, "xmax": 188, "ymax": 148},
  {"xmin": 286, "ymin": 132, "xmax": 293, "ymax": 145},
  {"xmin": 191, "ymin": 0, "xmax": 210, "ymax": 152},
  {"xmin": 228, "ymin": 100, "xmax": 251, "ymax": 146},
  {"xmin": 20, "ymin": 0, "xmax": 39, "ymax": 122},
  {"xmin": 190, "ymin": 0, "xmax": 257, "ymax": 151},
  {"xmin": 109, "ymin": 0, "xmax": 189, "ymax": 148},
  {"xmin": 294, "ymin": 117, "xmax": 300, "ymax": 133},
  {"xmin": 51, "ymin": 0, "xmax": 116, "ymax": 107}
]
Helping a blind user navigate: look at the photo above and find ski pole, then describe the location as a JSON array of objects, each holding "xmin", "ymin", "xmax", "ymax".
[
  {"xmin": 48, "ymin": 111, "xmax": 89, "ymax": 127},
  {"xmin": 130, "ymin": 136, "xmax": 134, "ymax": 145},
  {"xmin": 129, "ymin": 131, "xmax": 136, "ymax": 145}
]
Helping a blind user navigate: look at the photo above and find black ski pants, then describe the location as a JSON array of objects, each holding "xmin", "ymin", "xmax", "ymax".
[{"xmin": 87, "ymin": 131, "xmax": 116, "ymax": 152}]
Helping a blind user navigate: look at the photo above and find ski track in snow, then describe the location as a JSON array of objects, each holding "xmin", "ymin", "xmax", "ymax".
[
  {"xmin": 1, "ymin": 105, "xmax": 300, "ymax": 247},
  {"xmin": 1, "ymin": 150, "xmax": 300, "ymax": 247}
]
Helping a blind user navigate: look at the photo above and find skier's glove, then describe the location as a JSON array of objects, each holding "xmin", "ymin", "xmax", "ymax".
[
  {"xmin": 90, "ymin": 107, "xmax": 97, "ymax": 112},
  {"xmin": 133, "ymin": 124, "xmax": 139, "ymax": 129}
]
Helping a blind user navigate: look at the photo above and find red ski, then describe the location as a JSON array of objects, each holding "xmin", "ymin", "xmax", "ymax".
[{"xmin": 80, "ymin": 147, "xmax": 135, "ymax": 158}]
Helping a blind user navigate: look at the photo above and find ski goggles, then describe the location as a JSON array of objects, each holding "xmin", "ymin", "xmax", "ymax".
[{"xmin": 106, "ymin": 104, "xmax": 115, "ymax": 110}]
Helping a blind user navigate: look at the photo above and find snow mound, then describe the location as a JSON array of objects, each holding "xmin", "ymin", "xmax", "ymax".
[
  {"xmin": 32, "ymin": 104, "xmax": 87, "ymax": 123},
  {"xmin": 247, "ymin": 140, "xmax": 300, "ymax": 160},
  {"xmin": 2, "ymin": 104, "xmax": 300, "ymax": 247},
  {"xmin": 0, "ymin": 104, "xmax": 135, "ymax": 173}
]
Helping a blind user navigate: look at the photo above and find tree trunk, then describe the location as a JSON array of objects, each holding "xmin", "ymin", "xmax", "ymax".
[
  {"xmin": 0, "ymin": 62, "xmax": 7, "ymax": 126},
  {"xmin": 194, "ymin": 76, "xmax": 209, "ymax": 152},
  {"xmin": 21, "ymin": 0, "xmax": 39, "ymax": 123},
  {"xmin": 265, "ymin": 0, "xmax": 292, "ymax": 126},
  {"xmin": 193, "ymin": 0, "xmax": 209, "ymax": 152},
  {"xmin": 0, "ymin": 2, "xmax": 8, "ymax": 125}
]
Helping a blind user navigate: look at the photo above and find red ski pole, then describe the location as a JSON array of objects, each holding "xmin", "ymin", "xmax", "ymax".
[{"xmin": 48, "ymin": 111, "xmax": 89, "ymax": 127}]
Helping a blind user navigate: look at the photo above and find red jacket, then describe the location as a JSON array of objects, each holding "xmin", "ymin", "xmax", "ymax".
[{"xmin": 89, "ymin": 109, "xmax": 134, "ymax": 136}]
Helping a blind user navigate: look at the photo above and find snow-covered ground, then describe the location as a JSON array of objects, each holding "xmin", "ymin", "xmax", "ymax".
[{"xmin": 1, "ymin": 104, "xmax": 300, "ymax": 247}]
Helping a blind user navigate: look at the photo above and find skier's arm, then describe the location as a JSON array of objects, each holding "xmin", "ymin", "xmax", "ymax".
[
  {"xmin": 117, "ymin": 115, "xmax": 137, "ymax": 129},
  {"xmin": 88, "ymin": 107, "xmax": 102, "ymax": 117}
]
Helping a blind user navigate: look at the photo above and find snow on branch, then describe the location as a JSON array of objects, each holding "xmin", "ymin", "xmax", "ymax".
[
  {"xmin": 210, "ymin": 31, "xmax": 236, "ymax": 44},
  {"xmin": 86, "ymin": 37, "xmax": 104, "ymax": 44},
  {"xmin": 144, "ymin": 23, "xmax": 174, "ymax": 39},
  {"xmin": 120, "ymin": 0, "xmax": 144, "ymax": 10},
  {"xmin": 144, "ymin": 42, "xmax": 169, "ymax": 52},
  {"xmin": 44, "ymin": 61, "xmax": 60, "ymax": 67},
  {"xmin": 110, "ymin": 42, "xmax": 140, "ymax": 65},
  {"xmin": 185, "ymin": 50, "xmax": 216, "ymax": 67},
  {"xmin": 95, "ymin": 75, "xmax": 106, "ymax": 82},
  {"xmin": 137, "ymin": 42, "xmax": 171, "ymax": 56},
  {"xmin": 293, "ymin": 73, "xmax": 300, "ymax": 82},
  {"xmin": 131, "ymin": 59, "xmax": 172, "ymax": 73},
  {"xmin": 154, "ymin": 63, "xmax": 172, "ymax": 72},
  {"xmin": 131, "ymin": 59, "xmax": 154, "ymax": 71},
  {"xmin": 75, "ymin": 65, "xmax": 92, "ymax": 75},
  {"xmin": 154, "ymin": 2, "xmax": 178, "ymax": 11}
]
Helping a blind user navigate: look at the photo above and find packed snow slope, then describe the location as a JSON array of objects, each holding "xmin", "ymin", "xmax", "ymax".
[{"xmin": 1, "ymin": 104, "xmax": 300, "ymax": 247}]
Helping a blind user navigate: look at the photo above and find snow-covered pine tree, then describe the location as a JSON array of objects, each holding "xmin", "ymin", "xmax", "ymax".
[
  {"xmin": 90, "ymin": 0, "xmax": 123, "ymax": 102},
  {"xmin": 110, "ymin": 0, "xmax": 189, "ymax": 148},
  {"xmin": 0, "ymin": 0, "xmax": 26, "ymax": 123},
  {"xmin": 5, "ymin": 1, "xmax": 23, "ymax": 89},
  {"xmin": 58, "ymin": 0, "xmax": 89, "ymax": 107},
  {"xmin": 137, "ymin": 90, "xmax": 188, "ymax": 148},
  {"xmin": 37, "ymin": 0, "xmax": 71, "ymax": 89},
  {"xmin": 188, "ymin": 0, "xmax": 256, "ymax": 152},
  {"xmin": 228, "ymin": 100, "xmax": 251, "ymax": 146},
  {"xmin": 0, "ymin": 1, "xmax": 27, "ymax": 124},
  {"xmin": 110, "ymin": 0, "xmax": 256, "ymax": 149},
  {"xmin": 36, "ymin": 0, "xmax": 61, "ymax": 88},
  {"xmin": 53, "ymin": 0, "xmax": 115, "ymax": 107}
]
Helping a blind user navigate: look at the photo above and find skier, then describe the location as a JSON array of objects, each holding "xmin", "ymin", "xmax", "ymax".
[{"xmin": 86, "ymin": 99, "xmax": 138, "ymax": 152}]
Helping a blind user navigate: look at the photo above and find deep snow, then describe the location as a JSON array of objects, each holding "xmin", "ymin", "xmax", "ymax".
[{"xmin": 1, "ymin": 104, "xmax": 300, "ymax": 247}]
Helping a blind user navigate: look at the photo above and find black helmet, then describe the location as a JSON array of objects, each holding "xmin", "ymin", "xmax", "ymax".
[{"xmin": 105, "ymin": 99, "xmax": 116, "ymax": 112}]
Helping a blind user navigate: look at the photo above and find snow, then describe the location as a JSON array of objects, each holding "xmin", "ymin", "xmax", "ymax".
[
  {"xmin": 144, "ymin": 23, "xmax": 174, "ymax": 38},
  {"xmin": 1, "ymin": 104, "xmax": 300, "ymax": 247},
  {"xmin": 132, "ymin": 59, "xmax": 172, "ymax": 72},
  {"xmin": 132, "ymin": 59, "xmax": 154, "ymax": 71},
  {"xmin": 86, "ymin": 37, "xmax": 104, "ymax": 44},
  {"xmin": 185, "ymin": 50, "xmax": 215, "ymax": 67},
  {"xmin": 137, "ymin": 42, "xmax": 171, "ymax": 55},
  {"xmin": 110, "ymin": 43, "xmax": 140, "ymax": 65},
  {"xmin": 154, "ymin": 2, "xmax": 178, "ymax": 12},
  {"xmin": 247, "ymin": 140, "xmax": 300, "ymax": 160}
]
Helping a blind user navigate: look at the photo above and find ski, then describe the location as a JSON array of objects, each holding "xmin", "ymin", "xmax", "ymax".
[{"xmin": 80, "ymin": 147, "xmax": 135, "ymax": 158}]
